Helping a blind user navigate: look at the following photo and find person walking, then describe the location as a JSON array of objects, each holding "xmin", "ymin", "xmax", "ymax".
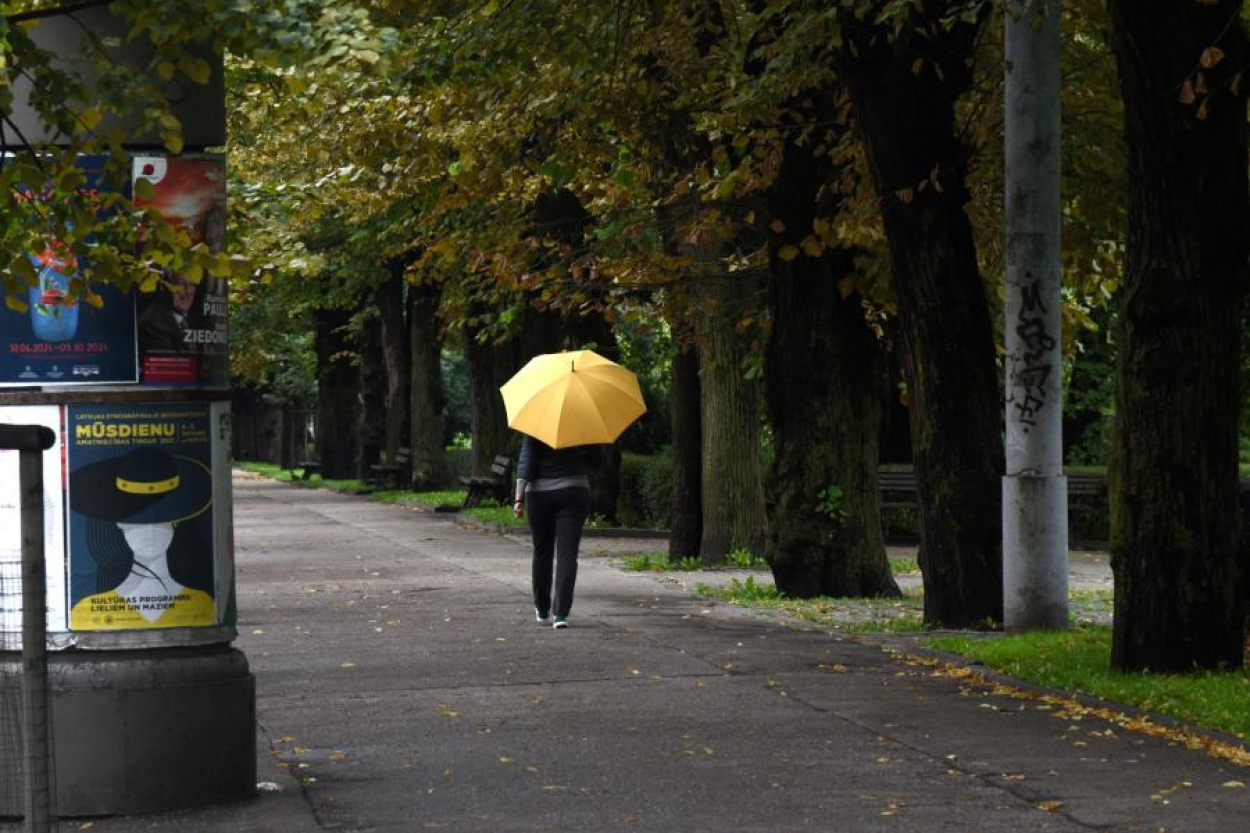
[
  {"xmin": 500, "ymin": 348, "xmax": 646, "ymax": 629},
  {"xmin": 512, "ymin": 434, "xmax": 594, "ymax": 629}
]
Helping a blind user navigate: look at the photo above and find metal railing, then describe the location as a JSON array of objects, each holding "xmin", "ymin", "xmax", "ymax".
[{"xmin": 0, "ymin": 423, "xmax": 57, "ymax": 833}]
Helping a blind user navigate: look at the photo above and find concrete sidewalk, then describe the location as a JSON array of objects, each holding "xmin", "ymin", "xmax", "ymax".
[{"xmin": 34, "ymin": 475, "xmax": 1248, "ymax": 832}]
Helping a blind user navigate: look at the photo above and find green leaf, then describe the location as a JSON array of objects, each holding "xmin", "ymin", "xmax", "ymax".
[{"xmin": 178, "ymin": 55, "xmax": 213, "ymax": 85}]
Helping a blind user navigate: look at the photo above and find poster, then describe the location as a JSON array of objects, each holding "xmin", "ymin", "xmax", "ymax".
[
  {"xmin": 0, "ymin": 405, "xmax": 68, "ymax": 646},
  {"xmin": 66, "ymin": 403, "xmax": 218, "ymax": 631},
  {"xmin": 0, "ymin": 155, "xmax": 138, "ymax": 386},
  {"xmin": 132, "ymin": 155, "xmax": 228, "ymax": 388}
]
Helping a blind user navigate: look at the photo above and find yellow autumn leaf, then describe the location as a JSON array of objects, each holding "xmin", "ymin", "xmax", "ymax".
[
  {"xmin": 769, "ymin": 219, "xmax": 786, "ymax": 234},
  {"xmin": 1178, "ymin": 80, "xmax": 1196, "ymax": 104},
  {"xmin": 1036, "ymin": 800, "xmax": 1064, "ymax": 811},
  {"xmin": 1199, "ymin": 46, "xmax": 1225, "ymax": 68},
  {"xmin": 178, "ymin": 55, "xmax": 212, "ymax": 85},
  {"xmin": 778, "ymin": 244, "xmax": 800, "ymax": 261}
]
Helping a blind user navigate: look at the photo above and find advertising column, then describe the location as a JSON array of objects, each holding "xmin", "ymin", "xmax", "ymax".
[{"xmin": 0, "ymin": 154, "xmax": 252, "ymax": 816}]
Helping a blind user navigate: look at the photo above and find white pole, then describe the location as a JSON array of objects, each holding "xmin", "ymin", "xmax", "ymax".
[
  {"xmin": 1003, "ymin": 0, "xmax": 1069, "ymax": 631},
  {"xmin": 0, "ymin": 424, "xmax": 58, "ymax": 832}
]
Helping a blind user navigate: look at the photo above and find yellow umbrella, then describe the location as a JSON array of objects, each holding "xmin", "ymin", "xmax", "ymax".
[{"xmin": 500, "ymin": 350, "xmax": 646, "ymax": 449}]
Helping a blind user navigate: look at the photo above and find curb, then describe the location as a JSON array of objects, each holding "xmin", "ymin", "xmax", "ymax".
[{"xmin": 865, "ymin": 632, "xmax": 1248, "ymax": 757}]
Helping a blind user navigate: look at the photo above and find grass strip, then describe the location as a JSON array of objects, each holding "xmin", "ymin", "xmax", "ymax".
[{"xmin": 927, "ymin": 629, "xmax": 1249, "ymax": 740}]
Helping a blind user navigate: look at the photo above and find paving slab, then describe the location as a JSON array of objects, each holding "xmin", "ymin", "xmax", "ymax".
[{"xmin": 6, "ymin": 474, "xmax": 1243, "ymax": 833}]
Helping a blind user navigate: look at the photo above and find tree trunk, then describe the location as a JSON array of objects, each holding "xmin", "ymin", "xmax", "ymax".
[
  {"xmin": 231, "ymin": 386, "xmax": 283, "ymax": 463},
  {"xmin": 378, "ymin": 261, "xmax": 411, "ymax": 465},
  {"xmin": 697, "ymin": 274, "xmax": 766, "ymax": 563},
  {"xmin": 314, "ymin": 308, "xmax": 360, "ymax": 480},
  {"xmin": 409, "ymin": 278, "xmax": 447, "ymax": 489},
  {"xmin": 668, "ymin": 328, "xmax": 703, "ymax": 560},
  {"xmin": 357, "ymin": 306, "xmax": 385, "ymax": 479},
  {"xmin": 764, "ymin": 128, "xmax": 899, "ymax": 599},
  {"xmin": 843, "ymin": 5, "xmax": 1003, "ymax": 626},
  {"xmin": 464, "ymin": 308, "xmax": 511, "ymax": 475},
  {"xmin": 1106, "ymin": 0, "xmax": 1247, "ymax": 671}
]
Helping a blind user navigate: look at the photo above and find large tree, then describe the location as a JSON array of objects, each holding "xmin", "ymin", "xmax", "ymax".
[
  {"xmin": 408, "ymin": 274, "xmax": 447, "ymax": 489},
  {"xmin": 756, "ymin": 71, "xmax": 900, "ymax": 596},
  {"xmin": 314, "ymin": 306, "xmax": 360, "ymax": 479},
  {"xmin": 1105, "ymin": 0, "xmax": 1247, "ymax": 671},
  {"xmin": 840, "ymin": 3, "xmax": 1004, "ymax": 627}
]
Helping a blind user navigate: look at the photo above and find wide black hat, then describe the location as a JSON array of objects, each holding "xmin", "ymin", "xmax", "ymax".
[{"xmin": 70, "ymin": 446, "xmax": 211, "ymax": 524}]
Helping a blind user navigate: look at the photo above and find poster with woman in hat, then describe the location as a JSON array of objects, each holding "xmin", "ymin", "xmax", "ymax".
[{"xmin": 66, "ymin": 403, "xmax": 217, "ymax": 630}]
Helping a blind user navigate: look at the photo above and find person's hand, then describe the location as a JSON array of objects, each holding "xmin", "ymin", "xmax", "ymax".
[{"xmin": 512, "ymin": 499, "xmax": 524, "ymax": 519}]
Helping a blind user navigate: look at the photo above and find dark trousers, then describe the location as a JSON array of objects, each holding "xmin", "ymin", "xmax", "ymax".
[{"xmin": 527, "ymin": 487, "xmax": 590, "ymax": 617}]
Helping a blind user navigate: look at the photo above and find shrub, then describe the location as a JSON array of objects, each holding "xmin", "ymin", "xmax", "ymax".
[
  {"xmin": 617, "ymin": 449, "xmax": 672, "ymax": 529},
  {"xmin": 443, "ymin": 447, "xmax": 473, "ymax": 488}
]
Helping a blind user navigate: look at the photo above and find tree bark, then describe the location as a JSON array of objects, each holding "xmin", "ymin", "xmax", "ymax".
[
  {"xmin": 314, "ymin": 307, "xmax": 360, "ymax": 480},
  {"xmin": 842, "ymin": 5, "xmax": 1004, "ymax": 626},
  {"xmin": 697, "ymin": 273, "xmax": 767, "ymax": 563},
  {"xmin": 464, "ymin": 307, "xmax": 511, "ymax": 475},
  {"xmin": 378, "ymin": 261, "xmax": 411, "ymax": 466},
  {"xmin": 409, "ymin": 278, "xmax": 447, "ymax": 489},
  {"xmin": 668, "ymin": 327, "xmax": 703, "ymax": 560},
  {"xmin": 764, "ymin": 131, "xmax": 900, "ymax": 599},
  {"xmin": 1106, "ymin": 0, "xmax": 1247, "ymax": 671},
  {"xmin": 357, "ymin": 305, "xmax": 385, "ymax": 479}
]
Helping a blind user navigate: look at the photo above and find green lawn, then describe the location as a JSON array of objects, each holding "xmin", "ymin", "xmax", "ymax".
[{"xmin": 927, "ymin": 629, "xmax": 1249, "ymax": 741}]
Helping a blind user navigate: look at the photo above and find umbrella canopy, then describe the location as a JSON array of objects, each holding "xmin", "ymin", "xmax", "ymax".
[{"xmin": 500, "ymin": 350, "xmax": 646, "ymax": 449}]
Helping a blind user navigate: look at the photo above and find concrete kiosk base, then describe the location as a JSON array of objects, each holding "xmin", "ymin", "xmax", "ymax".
[{"xmin": 0, "ymin": 645, "xmax": 255, "ymax": 817}]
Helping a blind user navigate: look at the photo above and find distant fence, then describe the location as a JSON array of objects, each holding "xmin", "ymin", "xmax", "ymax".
[{"xmin": 0, "ymin": 423, "xmax": 58, "ymax": 832}]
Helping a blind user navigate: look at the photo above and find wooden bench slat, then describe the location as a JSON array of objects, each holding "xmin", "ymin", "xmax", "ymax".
[{"xmin": 459, "ymin": 456, "xmax": 512, "ymax": 508}]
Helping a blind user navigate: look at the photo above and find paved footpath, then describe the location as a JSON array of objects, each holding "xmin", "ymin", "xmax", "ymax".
[{"xmin": 49, "ymin": 475, "xmax": 1249, "ymax": 832}]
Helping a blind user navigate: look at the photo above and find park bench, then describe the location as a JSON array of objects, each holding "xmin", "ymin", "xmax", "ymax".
[
  {"xmin": 369, "ymin": 446, "xmax": 411, "ymax": 490},
  {"xmin": 294, "ymin": 460, "xmax": 320, "ymax": 481},
  {"xmin": 875, "ymin": 467, "xmax": 1249, "ymax": 547},
  {"xmin": 877, "ymin": 466, "xmax": 920, "ymax": 512},
  {"xmin": 459, "ymin": 455, "xmax": 511, "ymax": 508},
  {"xmin": 879, "ymin": 467, "xmax": 1107, "ymax": 508}
]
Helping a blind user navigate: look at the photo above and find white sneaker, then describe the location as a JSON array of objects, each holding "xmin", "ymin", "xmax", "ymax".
[{"xmin": 535, "ymin": 608, "xmax": 551, "ymax": 624}]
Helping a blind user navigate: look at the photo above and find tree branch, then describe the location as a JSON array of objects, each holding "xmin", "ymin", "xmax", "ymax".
[{"xmin": 6, "ymin": 0, "xmax": 111, "ymax": 25}]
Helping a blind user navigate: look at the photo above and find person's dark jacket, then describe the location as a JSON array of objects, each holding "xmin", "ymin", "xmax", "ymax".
[{"xmin": 516, "ymin": 435, "xmax": 591, "ymax": 483}]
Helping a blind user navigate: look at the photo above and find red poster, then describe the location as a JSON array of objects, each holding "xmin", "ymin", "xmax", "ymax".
[{"xmin": 132, "ymin": 156, "xmax": 228, "ymax": 387}]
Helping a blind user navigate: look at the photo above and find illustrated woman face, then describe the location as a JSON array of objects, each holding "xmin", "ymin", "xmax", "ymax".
[{"xmin": 117, "ymin": 522, "xmax": 175, "ymax": 562}]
